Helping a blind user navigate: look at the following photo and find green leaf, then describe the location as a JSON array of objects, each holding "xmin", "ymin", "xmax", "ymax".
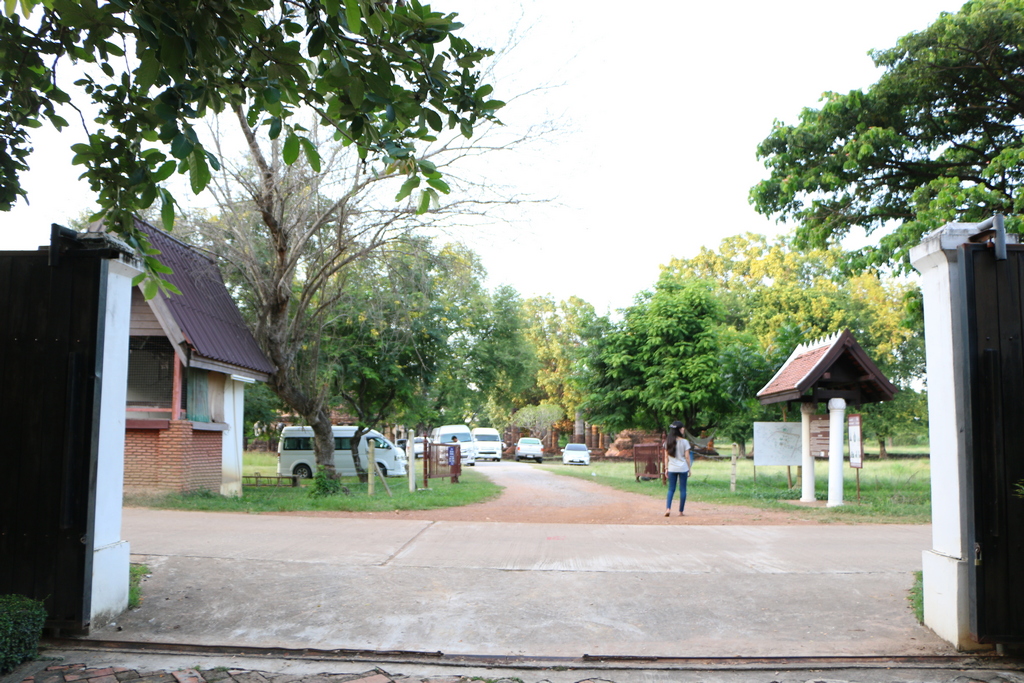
[
  {"xmin": 345, "ymin": 0, "xmax": 361, "ymax": 33},
  {"xmin": 416, "ymin": 188, "xmax": 431, "ymax": 214},
  {"xmin": 283, "ymin": 134, "xmax": 300, "ymax": 165},
  {"xmin": 349, "ymin": 77, "xmax": 364, "ymax": 108},
  {"xmin": 366, "ymin": 10, "xmax": 382, "ymax": 34},
  {"xmin": 395, "ymin": 174, "xmax": 420, "ymax": 201},
  {"xmin": 424, "ymin": 108, "xmax": 442, "ymax": 131},
  {"xmin": 135, "ymin": 55, "xmax": 161, "ymax": 90},
  {"xmin": 323, "ymin": 0, "xmax": 339, "ymax": 15},
  {"xmin": 426, "ymin": 177, "xmax": 449, "ymax": 193},
  {"xmin": 459, "ymin": 119, "xmax": 473, "ymax": 138},
  {"xmin": 308, "ymin": 27, "xmax": 326, "ymax": 56},
  {"xmin": 170, "ymin": 133, "xmax": 193, "ymax": 159},
  {"xmin": 269, "ymin": 117, "xmax": 283, "ymax": 140},
  {"xmin": 188, "ymin": 153, "xmax": 211, "ymax": 193},
  {"xmin": 300, "ymin": 137, "xmax": 321, "ymax": 172},
  {"xmin": 152, "ymin": 160, "xmax": 176, "ymax": 182},
  {"xmin": 142, "ymin": 278, "xmax": 158, "ymax": 300},
  {"xmin": 131, "ymin": 272, "xmax": 146, "ymax": 287},
  {"xmin": 160, "ymin": 190, "xmax": 175, "ymax": 230}
]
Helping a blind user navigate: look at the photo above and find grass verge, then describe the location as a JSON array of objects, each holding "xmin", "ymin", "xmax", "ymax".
[
  {"xmin": 124, "ymin": 468, "xmax": 502, "ymax": 513},
  {"xmin": 128, "ymin": 563, "xmax": 148, "ymax": 609},
  {"xmin": 540, "ymin": 458, "xmax": 931, "ymax": 523},
  {"xmin": 909, "ymin": 570, "xmax": 924, "ymax": 623}
]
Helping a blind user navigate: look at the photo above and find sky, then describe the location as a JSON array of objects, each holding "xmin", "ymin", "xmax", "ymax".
[{"xmin": 0, "ymin": 0, "xmax": 966, "ymax": 313}]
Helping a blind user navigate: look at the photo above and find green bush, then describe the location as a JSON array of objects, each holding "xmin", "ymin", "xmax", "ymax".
[
  {"xmin": 308, "ymin": 469, "xmax": 346, "ymax": 498},
  {"xmin": 0, "ymin": 594, "xmax": 47, "ymax": 674}
]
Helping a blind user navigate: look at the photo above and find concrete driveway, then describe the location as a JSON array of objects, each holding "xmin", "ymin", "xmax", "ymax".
[{"xmin": 93, "ymin": 506, "xmax": 953, "ymax": 658}]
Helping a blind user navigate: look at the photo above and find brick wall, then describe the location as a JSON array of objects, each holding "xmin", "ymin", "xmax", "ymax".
[{"xmin": 124, "ymin": 420, "xmax": 222, "ymax": 494}]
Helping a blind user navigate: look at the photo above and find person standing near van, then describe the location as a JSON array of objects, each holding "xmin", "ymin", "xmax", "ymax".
[{"xmin": 664, "ymin": 420, "xmax": 691, "ymax": 517}]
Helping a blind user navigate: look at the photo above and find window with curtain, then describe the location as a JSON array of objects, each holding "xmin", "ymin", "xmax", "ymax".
[{"xmin": 186, "ymin": 368, "xmax": 210, "ymax": 422}]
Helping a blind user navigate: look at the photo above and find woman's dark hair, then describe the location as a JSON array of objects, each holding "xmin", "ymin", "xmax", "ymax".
[{"xmin": 665, "ymin": 422, "xmax": 684, "ymax": 456}]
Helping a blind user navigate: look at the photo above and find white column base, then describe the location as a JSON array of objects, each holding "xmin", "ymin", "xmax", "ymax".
[
  {"xmin": 921, "ymin": 550, "xmax": 989, "ymax": 651},
  {"xmin": 89, "ymin": 540, "xmax": 130, "ymax": 629}
]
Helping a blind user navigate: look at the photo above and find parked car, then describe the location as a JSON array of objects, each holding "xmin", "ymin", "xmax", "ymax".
[
  {"xmin": 412, "ymin": 436, "xmax": 428, "ymax": 459},
  {"xmin": 561, "ymin": 442, "xmax": 591, "ymax": 465},
  {"xmin": 429, "ymin": 425, "xmax": 477, "ymax": 466},
  {"xmin": 471, "ymin": 427, "xmax": 503, "ymax": 461},
  {"xmin": 277, "ymin": 425, "xmax": 408, "ymax": 479},
  {"xmin": 515, "ymin": 437, "xmax": 544, "ymax": 463}
]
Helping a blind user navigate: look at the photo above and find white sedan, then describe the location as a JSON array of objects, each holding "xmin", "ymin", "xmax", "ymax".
[{"xmin": 561, "ymin": 442, "xmax": 591, "ymax": 465}]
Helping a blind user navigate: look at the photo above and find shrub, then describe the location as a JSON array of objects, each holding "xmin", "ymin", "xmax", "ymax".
[
  {"xmin": 0, "ymin": 594, "xmax": 47, "ymax": 674},
  {"xmin": 308, "ymin": 469, "xmax": 346, "ymax": 497}
]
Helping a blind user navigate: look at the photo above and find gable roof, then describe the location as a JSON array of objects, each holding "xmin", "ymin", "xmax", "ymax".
[
  {"xmin": 756, "ymin": 330, "xmax": 897, "ymax": 406},
  {"xmin": 136, "ymin": 220, "xmax": 275, "ymax": 381}
]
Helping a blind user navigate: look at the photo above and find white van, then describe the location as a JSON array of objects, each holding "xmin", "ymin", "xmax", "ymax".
[
  {"xmin": 429, "ymin": 424, "xmax": 477, "ymax": 466},
  {"xmin": 470, "ymin": 427, "xmax": 503, "ymax": 461},
  {"xmin": 277, "ymin": 425, "xmax": 407, "ymax": 479}
]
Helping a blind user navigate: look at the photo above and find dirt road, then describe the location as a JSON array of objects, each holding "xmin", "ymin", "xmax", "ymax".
[{"xmin": 286, "ymin": 460, "xmax": 825, "ymax": 525}]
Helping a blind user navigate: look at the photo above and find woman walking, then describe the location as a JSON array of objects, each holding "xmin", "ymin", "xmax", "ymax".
[{"xmin": 664, "ymin": 421, "xmax": 692, "ymax": 517}]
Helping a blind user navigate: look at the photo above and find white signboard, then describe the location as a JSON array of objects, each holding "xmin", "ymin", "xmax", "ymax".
[
  {"xmin": 753, "ymin": 422, "xmax": 802, "ymax": 467},
  {"xmin": 848, "ymin": 414, "xmax": 864, "ymax": 469}
]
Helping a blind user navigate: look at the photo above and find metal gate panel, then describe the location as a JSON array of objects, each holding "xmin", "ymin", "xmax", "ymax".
[
  {"xmin": 0, "ymin": 237, "xmax": 106, "ymax": 630},
  {"xmin": 960, "ymin": 242, "xmax": 1024, "ymax": 643}
]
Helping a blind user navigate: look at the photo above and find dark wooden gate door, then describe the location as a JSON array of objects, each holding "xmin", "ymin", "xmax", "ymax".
[
  {"xmin": 961, "ymin": 241, "xmax": 1024, "ymax": 643},
  {"xmin": 0, "ymin": 230, "xmax": 110, "ymax": 631}
]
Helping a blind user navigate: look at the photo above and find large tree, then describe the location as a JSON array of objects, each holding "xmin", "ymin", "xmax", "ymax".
[
  {"xmin": 521, "ymin": 295, "xmax": 599, "ymax": 424},
  {"xmin": 750, "ymin": 0, "xmax": 1024, "ymax": 269},
  {"xmin": 580, "ymin": 275, "xmax": 727, "ymax": 435},
  {"xmin": 1, "ymin": 0, "xmax": 501, "ymax": 286}
]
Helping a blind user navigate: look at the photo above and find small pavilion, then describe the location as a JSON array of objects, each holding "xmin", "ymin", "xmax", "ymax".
[{"xmin": 756, "ymin": 330, "xmax": 897, "ymax": 506}]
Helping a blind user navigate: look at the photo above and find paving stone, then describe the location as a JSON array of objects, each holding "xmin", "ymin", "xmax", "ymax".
[
  {"xmin": 261, "ymin": 674, "xmax": 307, "ymax": 683},
  {"xmin": 337, "ymin": 675, "xmax": 391, "ymax": 683},
  {"xmin": 225, "ymin": 672, "xmax": 271, "ymax": 683},
  {"xmin": 115, "ymin": 672, "xmax": 141, "ymax": 681},
  {"xmin": 87, "ymin": 675, "xmax": 118, "ymax": 683},
  {"xmin": 171, "ymin": 670, "xmax": 204, "ymax": 683},
  {"xmin": 199, "ymin": 672, "xmax": 231, "ymax": 683}
]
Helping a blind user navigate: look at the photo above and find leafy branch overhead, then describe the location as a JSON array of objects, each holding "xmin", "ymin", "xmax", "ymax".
[
  {"xmin": 750, "ymin": 0, "xmax": 1024, "ymax": 270},
  {"xmin": 0, "ymin": 0, "xmax": 503, "ymax": 284}
]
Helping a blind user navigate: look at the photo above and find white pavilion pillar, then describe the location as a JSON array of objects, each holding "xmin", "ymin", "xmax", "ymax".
[
  {"xmin": 826, "ymin": 398, "xmax": 847, "ymax": 507},
  {"xmin": 800, "ymin": 402, "xmax": 816, "ymax": 502}
]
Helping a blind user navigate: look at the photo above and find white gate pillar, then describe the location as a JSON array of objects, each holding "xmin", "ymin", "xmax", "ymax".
[
  {"xmin": 800, "ymin": 402, "xmax": 816, "ymax": 502},
  {"xmin": 826, "ymin": 398, "xmax": 846, "ymax": 507},
  {"xmin": 910, "ymin": 224, "xmax": 998, "ymax": 651}
]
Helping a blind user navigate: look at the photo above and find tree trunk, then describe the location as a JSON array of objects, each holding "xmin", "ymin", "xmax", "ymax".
[
  {"xmin": 309, "ymin": 410, "xmax": 336, "ymax": 475},
  {"xmin": 878, "ymin": 438, "xmax": 888, "ymax": 459},
  {"xmin": 737, "ymin": 440, "xmax": 747, "ymax": 458},
  {"xmin": 352, "ymin": 425, "xmax": 370, "ymax": 483},
  {"xmin": 574, "ymin": 410, "xmax": 584, "ymax": 444}
]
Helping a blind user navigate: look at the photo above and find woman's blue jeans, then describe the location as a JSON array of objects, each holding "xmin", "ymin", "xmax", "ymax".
[{"xmin": 666, "ymin": 471, "xmax": 689, "ymax": 512}]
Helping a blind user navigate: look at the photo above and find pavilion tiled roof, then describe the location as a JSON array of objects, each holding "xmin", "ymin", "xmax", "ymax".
[
  {"xmin": 138, "ymin": 220, "xmax": 276, "ymax": 379},
  {"xmin": 757, "ymin": 330, "xmax": 897, "ymax": 406}
]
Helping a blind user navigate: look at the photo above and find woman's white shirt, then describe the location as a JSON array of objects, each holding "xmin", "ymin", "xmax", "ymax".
[{"xmin": 667, "ymin": 439, "xmax": 691, "ymax": 473}]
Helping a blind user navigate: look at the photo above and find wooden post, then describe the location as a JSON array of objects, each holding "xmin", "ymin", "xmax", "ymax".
[
  {"xmin": 730, "ymin": 443, "xmax": 738, "ymax": 493},
  {"xmin": 368, "ymin": 438, "xmax": 376, "ymax": 496},
  {"xmin": 171, "ymin": 355, "xmax": 182, "ymax": 420}
]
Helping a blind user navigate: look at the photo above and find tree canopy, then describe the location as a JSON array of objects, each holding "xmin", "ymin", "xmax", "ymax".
[
  {"xmin": 750, "ymin": 0, "xmax": 1024, "ymax": 269},
  {"xmin": 580, "ymin": 275, "xmax": 727, "ymax": 434},
  {"xmin": 1, "ymin": 0, "xmax": 502, "ymax": 285}
]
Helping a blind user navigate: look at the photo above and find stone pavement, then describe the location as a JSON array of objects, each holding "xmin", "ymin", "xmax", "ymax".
[{"xmin": 5, "ymin": 649, "xmax": 1023, "ymax": 683}]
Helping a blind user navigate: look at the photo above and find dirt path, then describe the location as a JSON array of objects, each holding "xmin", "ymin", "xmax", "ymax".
[{"xmin": 285, "ymin": 461, "xmax": 825, "ymax": 525}]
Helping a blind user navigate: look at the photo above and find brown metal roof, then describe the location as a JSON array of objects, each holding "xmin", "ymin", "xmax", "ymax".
[
  {"xmin": 138, "ymin": 220, "xmax": 276, "ymax": 379},
  {"xmin": 757, "ymin": 330, "xmax": 897, "ymax": 406}
]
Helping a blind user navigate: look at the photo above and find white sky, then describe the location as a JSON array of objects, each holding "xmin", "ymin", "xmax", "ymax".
[{"xmin": 0, "ymin": 0, "xmax": 964, "ymax": 313}]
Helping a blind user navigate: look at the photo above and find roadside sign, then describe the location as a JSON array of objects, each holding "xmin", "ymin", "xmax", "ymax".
[{"xmin": 848, "ymin": 414, "xmax": 864, "ymax": 469}]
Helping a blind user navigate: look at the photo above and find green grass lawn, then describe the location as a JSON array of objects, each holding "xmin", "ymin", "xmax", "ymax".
[
  {"xmin": 124, "ymin": 452, "xmax": 503, "ymax": 513},
  {"xmin": 540, "ymin": 457, "xmax": 932, "ymax": 524}
]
